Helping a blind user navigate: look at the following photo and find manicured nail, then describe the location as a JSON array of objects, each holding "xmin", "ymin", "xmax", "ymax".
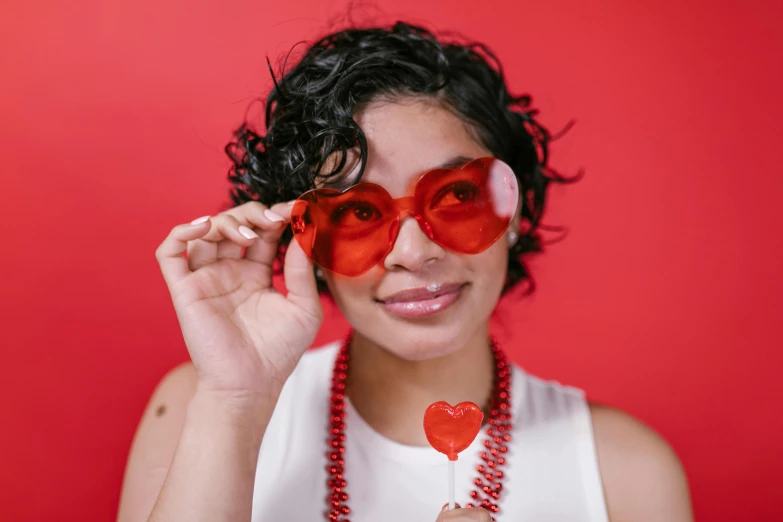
[
  {"xmin": 264, "ymin": 209, "xmax": 285, "ymax": 222},
  {"xmin": 238, "ymin": 225, "xmax": 258, "ymax": 239},
  {"xmin": 190, "ymin": 215, "xmax": 210, "ymax": 225}
]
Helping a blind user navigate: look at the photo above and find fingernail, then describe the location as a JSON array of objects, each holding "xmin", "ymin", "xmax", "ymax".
[
  {"xmin": 238, "ymin": 225, "xmax": 258, "ymax": 239},
  {"xmin": 264, "ymin": 209, "xmax": 285, "ymax": 222},
  {"xmin": 190, "ymin": 215, "xmax": 210, "ymax": 225},
  {"xmin": 287, "ymin": 200, "xmax": 297, "ymax": 206}
]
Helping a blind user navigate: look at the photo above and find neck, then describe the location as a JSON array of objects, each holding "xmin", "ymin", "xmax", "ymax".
[{"xmin": 344, "ymin": 325, "xmax": 496, "ymax": 447}]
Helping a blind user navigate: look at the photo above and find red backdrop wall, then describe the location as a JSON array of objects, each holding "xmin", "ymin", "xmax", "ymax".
[{"xmin": 1, "ymin": 1, "xmax": 781, "ymax": 520}]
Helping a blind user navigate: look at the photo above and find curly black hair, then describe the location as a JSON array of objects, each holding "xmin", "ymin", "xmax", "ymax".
[{"xmin": 225, "ymin": 21, "xmax": 576, "ymax": 295}]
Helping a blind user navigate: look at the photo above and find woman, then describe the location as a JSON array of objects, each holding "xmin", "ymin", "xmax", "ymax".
[{"xmin": 118, "ymin": 22, "xmax": 693, "ymax": 522}]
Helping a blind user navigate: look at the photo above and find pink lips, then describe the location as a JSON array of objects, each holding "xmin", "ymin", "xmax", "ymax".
[{"xmin": 378, "ymin": 283, "xmax": 466, "ymax": 318}]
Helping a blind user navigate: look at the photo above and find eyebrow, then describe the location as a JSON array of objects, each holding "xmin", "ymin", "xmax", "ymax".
[
  {"xmin": 436, "ymin": 155, "xmax": 475, "ymax": 170},
  {"xmin": 321, "ymin": 154, "xmax": 476, "ymax": 190}
]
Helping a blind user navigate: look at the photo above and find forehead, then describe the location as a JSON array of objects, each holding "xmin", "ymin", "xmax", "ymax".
[{"xmin": 325, "ymin": 98, "xmax": 491, "ymax": 194}]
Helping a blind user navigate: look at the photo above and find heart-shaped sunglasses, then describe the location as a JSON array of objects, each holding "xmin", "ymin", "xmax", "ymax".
[{"xmin": 290, "ymin": 157, "xmax": 519, "ymax": 277}]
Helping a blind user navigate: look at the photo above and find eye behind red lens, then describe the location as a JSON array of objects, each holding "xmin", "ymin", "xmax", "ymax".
[
  {"xmin": 415, "ymin": 157, "xmax": 518, "ymax": 254},
  {"xmin": 290, "ymin": 184, "xmax": 397, "ymax": 277}
]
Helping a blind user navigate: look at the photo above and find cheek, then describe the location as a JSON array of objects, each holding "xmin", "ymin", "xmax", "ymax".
[
  {"xmin": 324, "ymin": 270, "xmax": 382, "ymax": 309},
  {"xmin": 470, "ymin": 242, "xmax": 510, "ymax": 287}
]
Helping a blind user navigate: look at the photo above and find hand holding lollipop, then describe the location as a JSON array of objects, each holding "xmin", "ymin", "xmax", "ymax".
[{"xmin": 424, "ymin": 401, "xmax": 485, "ymax": 511}]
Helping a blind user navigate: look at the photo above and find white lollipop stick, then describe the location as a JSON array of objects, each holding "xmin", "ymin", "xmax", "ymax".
[{"xmin": 448, "ymin": 459, "xmax": 455, "ymax": 510}]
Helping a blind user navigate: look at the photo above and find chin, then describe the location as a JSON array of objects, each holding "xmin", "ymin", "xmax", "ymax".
[{"xmin": 367, "ymin": 318, "xmax": 476, "ymax": 361}]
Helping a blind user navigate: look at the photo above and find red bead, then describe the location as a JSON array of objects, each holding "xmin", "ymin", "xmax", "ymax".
[
  {"xmin": 477, "ymin": 465, "xmax": 485, "ymax": 473},
  {"xmin": 497, "ymin": 458, "xmax": 505, "ymax": 465},
  {"xmin": 341, "ymin": 506, "xmax": 350, "ymax": 514},
  {"xmin": 485, "ymin": 473, "xmax": 493, "ymax": 481},
  {"xmin": 495, "ymin": 471, "xmax": 504, "ymax": 479},
  {"xmin": 487, "ymin": 460, "xmax": 496, "ymax": 468},
  {"xmin": 474, "ymin": 478, "xmax": 482, "ymax": 486},
  {"xmin": 470, "ymin": 491, "xmax": 479, "ymax": 498}
]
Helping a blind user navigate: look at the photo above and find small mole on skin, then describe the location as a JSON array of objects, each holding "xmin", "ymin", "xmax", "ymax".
[{"xmin": 155, "ymin": 405, "xmax": 166, "ymax": 417}]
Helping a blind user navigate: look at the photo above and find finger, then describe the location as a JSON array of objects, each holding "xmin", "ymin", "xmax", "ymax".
[
  {"xmin": 242, "ymin": 207, "xmax": 289, "ymax": 265},
  {"xmin": 188, "ymin": 214, "xmax": 259, "ymax": 270},
  {"xmin": 282, "ymin": 238, "xmax": 321, "ymax": 318},
  {"xmin": 224, "ymin": 200, "xmax": 292, "ymax": 226},
  {"xmin": 436, "ymin": 507, "xmax": 491, "ymax": 522},
  {"xmin": 155, "ymin": 216, "xmax": 213, "ymax": 287},
  {"xmin": 268, "ymin": 202, "xmax": 294, "ymax": 221},
  {"xmin": 187, "ymin": 237, "xmax": 217, "ymax": 271}
]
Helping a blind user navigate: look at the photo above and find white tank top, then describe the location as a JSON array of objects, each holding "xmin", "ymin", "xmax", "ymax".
[{"xmin": 251, "ymin": 341, "xmax": 609, "ymax": 522}]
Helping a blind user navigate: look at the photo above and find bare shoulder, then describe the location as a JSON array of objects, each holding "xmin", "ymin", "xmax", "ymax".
[
  {"xmin": 117, "ymin": 362, "xmax": 198, "ymax": 522},
  {"xmin": 589, "ymin": 403, "xmax": 693, "ymax": 522}
]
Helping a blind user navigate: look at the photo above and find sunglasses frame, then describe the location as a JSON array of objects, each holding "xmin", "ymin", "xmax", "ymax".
[{"xmin": 290, "ymin": 157, "xmax": 519, "ymax": 276}]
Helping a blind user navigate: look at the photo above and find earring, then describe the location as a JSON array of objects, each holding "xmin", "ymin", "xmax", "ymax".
[{"xmin": 507, "ymin": 231, "xmax": 518, "ymax": 245}]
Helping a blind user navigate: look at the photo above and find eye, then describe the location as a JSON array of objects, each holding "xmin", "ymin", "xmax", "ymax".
[
  {"xmin": 431, "ymin": 181, "xmax": 480, "ymax": 208},
  {"xmin": 330, "ymin": 201, "xmax": 382, "ymax": 226}
]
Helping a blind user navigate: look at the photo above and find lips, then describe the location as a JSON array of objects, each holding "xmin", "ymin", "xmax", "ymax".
[
  {"xmin": 378, "ymin": 282, "xmax": 466, "ymax": 304},
  {"xmin": 376, "ymin": 282, "xmax": 468, "ymax": 319}
]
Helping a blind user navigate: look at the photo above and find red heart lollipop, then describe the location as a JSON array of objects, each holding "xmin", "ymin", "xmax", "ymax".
[{"xmin": 423, "ymin": 401, "xmax": 484, "ymax": 461}]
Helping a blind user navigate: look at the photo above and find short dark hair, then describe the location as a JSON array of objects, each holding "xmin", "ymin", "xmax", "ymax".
[{"xmin": 225, "ymin": 21, "xmax": 576, "ymax": 295}]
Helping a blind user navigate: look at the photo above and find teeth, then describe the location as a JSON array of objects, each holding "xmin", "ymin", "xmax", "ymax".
[{"xmin": 426, "ymin": 283, "xmax": 441, "ymax": 293}]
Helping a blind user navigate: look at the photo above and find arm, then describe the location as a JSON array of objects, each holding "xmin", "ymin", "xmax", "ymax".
[
  {"xmin": 117, "ymin": 363, "xmax": 278, "ymax": 522},
  {"xmin": 116, "ymin": 362, "xmax": 197, "ymax": 522},
  {"xmin": 590, "ymin": 404, "xmax": 694, "ymax": 522}
]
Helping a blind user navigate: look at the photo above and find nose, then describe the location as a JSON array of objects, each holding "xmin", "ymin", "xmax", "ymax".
[{"xmin": 382, "ymin": 215, "xmax": 446, "ymax": 272}]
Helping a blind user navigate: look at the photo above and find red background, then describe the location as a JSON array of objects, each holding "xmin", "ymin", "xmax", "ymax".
[{"xmin": 1, "ymin": 1, "xmax": 781, "ymax": 520}]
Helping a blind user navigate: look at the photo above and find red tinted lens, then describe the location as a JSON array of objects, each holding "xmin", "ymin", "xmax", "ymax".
[
  {"xmin": 415, "ymin": 158, "xmax": 518, "ymax": 253},
  {"xmin": 290, "ymin": 183, "xmax": 396, "ymax": 276}
]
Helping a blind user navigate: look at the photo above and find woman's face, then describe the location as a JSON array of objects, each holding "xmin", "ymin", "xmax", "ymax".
[{"xmin": 321, "ymin": 98, "xmax": 515, "ymax": 360}]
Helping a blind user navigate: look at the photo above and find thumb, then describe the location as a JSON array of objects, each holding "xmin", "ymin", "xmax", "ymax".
[{"xmin": 282, "ymin": 238, "xmax": 322, "ymax": 318}]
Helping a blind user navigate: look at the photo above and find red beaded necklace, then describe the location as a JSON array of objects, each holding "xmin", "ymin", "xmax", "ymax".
[{"xmin": 325, "ymin": 335, "xmax": 514, "ymax": 521}]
